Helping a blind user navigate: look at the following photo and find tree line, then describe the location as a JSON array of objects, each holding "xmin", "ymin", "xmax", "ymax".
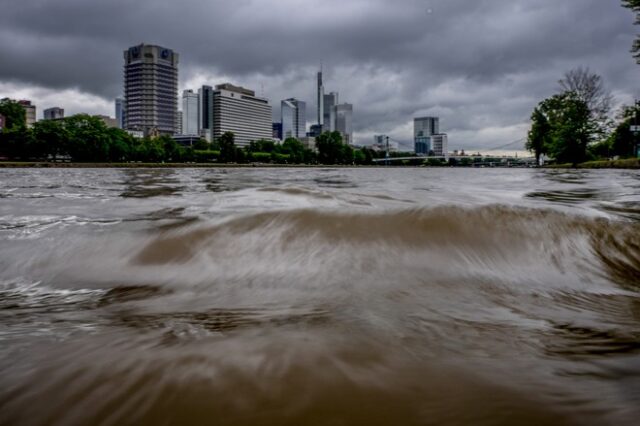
[
  {"xmin": 526, "ymin": 2, "xmax": 640, "ymax": 166},
  {"xmin": 0, "ymin": 98, "xmax": 405, "ymax": 165},
  {"xmin": 526, "ymin": 67, "xmax": 639, "ymax": 166}
]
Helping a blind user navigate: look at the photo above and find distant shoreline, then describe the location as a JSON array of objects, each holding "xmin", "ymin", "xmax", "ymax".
[
  {"xmin": 0, "ymin": 162, "xmax": 375, "ymax": 169},
  {"xmin": 546, "ymin": 159, "xmax": 640, "ymax": 169},
  {"xmin": 0, "ymin": 160, "xmax": 637, "ymax": 169}
]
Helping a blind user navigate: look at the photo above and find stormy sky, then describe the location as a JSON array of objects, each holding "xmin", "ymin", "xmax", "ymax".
[{"xmin": 0, "ymin": 0, "xmax": 637, "ymax": 151}]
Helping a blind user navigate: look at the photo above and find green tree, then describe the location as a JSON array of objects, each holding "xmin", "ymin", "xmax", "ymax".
[
  {"xmin": 106, "ymin": 128, "xmax": 134, "ymax": 162},
  {"xmin": 218, "ymin": 132, "xmax": 236, "ymax": 162},
  {"xmin": 538, "ymin": 93, "xmax": 594, "ymax": 165},
  {"xmin": 526, "ymin": 107, "xmax": 550, "ymax": 163},
  {"xmin": 608, "ymin": 104, "xmax": 640, "ymax": 158},
  {"xmin": 193, "ymin": 138, "xmax": 211, "ymax": 151},
  {"xmin": 32, "ymin": 119, "xmax": 69, "ymax": 160},
  {"xmin": 158, "ymin": 135, "xmax": 179, "ymax": 161},
  {"xmin": 281, "ymin": 137, "xmax": 305, "ymax": 163},
  {"xmin": 64, "ymin": 115, "xmax": 111, "ymax": 161},
  {"xmin": 623, "ymin": 0, "xmax": 640, "ymax": 63},
  {"xmin": 316, "ymin": 131, "xmax": 347, "ymax": 164},
  {"xmin": 0, "ymin": 98, "xmax": 27, "ymax": 129}
]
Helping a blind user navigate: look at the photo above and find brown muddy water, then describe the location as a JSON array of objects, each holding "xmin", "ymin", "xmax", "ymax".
[{"xmin": 0, "ymin": 167, "xmax": 639, "ymax": 425}]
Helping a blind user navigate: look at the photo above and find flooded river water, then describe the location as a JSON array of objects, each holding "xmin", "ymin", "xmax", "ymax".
[{"xmin": 0, "ymin": 167, "xmax": 639, "ymax": 425}]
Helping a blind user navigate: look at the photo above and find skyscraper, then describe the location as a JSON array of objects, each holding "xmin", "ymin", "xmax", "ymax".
[
  {"xmin": 198, "ymin": 85, "xmax": 214, "ymax": 142},
  {"xmin": 43, "ymin": 107, "xmax": 64, "ymax": 120},
  {"xmin": 115, "ymin": 98, "xmax": 125, "ymax": 129},
  {"xmin": 334, "ymin": 103, "xmax": 353, "ymax": 145},
  {"xmin": 317, "ymin": 69, "xmax": 324, "ymax": 127},
  {"xmin": 123, "ymin": 43, "xmax": 179, "ymax": 135},
  {"xmin": 212, "ymin": 83, "xmax": 272, "ymax": 147},
  {"xmin": 414, "ymin": 117, "xmax": 439, "ymax": 155},
  {"xmin": 323, "ymin": 92, "xmax": 338, "ymax": 132},
  {"xmin": 281, "ymin": 98, "xmax": 307, "ymax": 139},
  {"xmin": 182, "ymin": 90, "xmax": 199, "ymax": 135}
]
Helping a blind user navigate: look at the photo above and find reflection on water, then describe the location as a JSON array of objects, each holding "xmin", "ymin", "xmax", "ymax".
[
  {"xmin": 120, "ymin": 169, "xmax": 185, "ymax": 198},
  {"xmin": 526, "ymin": 188, "xmax": 604, "ymax": 203},
  {"xmin": 0, "ymin": 167, "xmax": 639, "ymax": 425}
]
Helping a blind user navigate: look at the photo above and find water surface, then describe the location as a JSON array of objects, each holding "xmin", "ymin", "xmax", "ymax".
[{"xmin": 1, "ymin": 167, "xmax": 639, "ymax": 425}]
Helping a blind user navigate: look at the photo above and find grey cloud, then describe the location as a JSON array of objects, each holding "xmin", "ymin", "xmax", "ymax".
[{"xmin": 0, "ymin": 0, "xmax": 636, "ymax": 149}]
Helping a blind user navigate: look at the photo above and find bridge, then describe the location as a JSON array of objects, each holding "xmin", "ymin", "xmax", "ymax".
[
  {"xmin": 372, "ymin": 155, "xmax": 537, "ymax": 166},
  {"xmin": 371, "ymin": 136, "xmax": 535, "ymax": 166}
]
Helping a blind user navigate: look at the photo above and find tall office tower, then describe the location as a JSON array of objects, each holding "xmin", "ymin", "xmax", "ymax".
[
  {"xmin": 414, "ymin": 116, "xmax": 439, "ymax": 154},
  {"xmin": 317, "ymin": 69, "xmax": 324, "ymax": 127},
  {"xmin": 115, "ymin": 98, "xmax": 125, "ymax": 129},
  {"xmin": 281, "ymin": 98, "xmax": 307, "ymax": 139},
  {"xmin": 198, "ymin": 85, "xmax": 214, "ymax": 142},
  {"xmin": 182, "ymin": 90, "xmax": 199, "ymax": 135},
  {"xmin": 18, "ymin": 100, "xmax": 36, "ymax": 127},
  {"xmin": 212, "ymin": 83, "xmax": 272, "ymax": 147},
  {"xmin": 333, "ymin": 103, "xmax": 353, "ymax": 145},
  {"xmin": 272, "ymin": 122, "xmax": 283, "ymax": 140},
  {"xmin": 123, "ymin": 43, "xmax": 179, "ymax": 136},
  {"xmin": 43, "ymin": 107, "xmax": 64, "ymax": 120},
  {"xmin": 323, "ymin": 92, "xmax": 338, "ymax": 132},
  {"xmin": 431, "ymin": 133, "xmax": 449, "ymax": 158}
]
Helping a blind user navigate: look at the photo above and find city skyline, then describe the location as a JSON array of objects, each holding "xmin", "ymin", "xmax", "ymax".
[{"xmin": 0, "ymin": 0, "xmax": 637, "ymax": 149}]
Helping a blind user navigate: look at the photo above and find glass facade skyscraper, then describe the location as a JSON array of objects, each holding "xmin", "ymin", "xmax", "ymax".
[
  {"xmin": 198, "ymin": 85, "xmax": 214, "ymax": 142},
  {"xmin": 182, "ymin": 90, "xmax": 199, "ymax": 135},
  {"xmin": 281, "ymin": 98, "xmax": 307, "ymax": 139},
  {"xmin": 414, "ymin": 117, "xmax": 439, "ymax": 154}
]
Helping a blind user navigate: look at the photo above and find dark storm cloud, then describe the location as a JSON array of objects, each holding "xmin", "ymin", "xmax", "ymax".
[{"xmin": 0, "ymin": 0, "xmax": 636, "ymax": 148}]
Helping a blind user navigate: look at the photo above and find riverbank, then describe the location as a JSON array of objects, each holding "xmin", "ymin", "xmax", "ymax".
[
  {"xmin": 0, "ymin": 162, "xmax": 325, "ymax": 168},
  {"xmin": 547, "ymin": 158, "xmax": 640, "ymax": 169}
]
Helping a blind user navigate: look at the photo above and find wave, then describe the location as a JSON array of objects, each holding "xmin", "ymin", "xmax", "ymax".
[{"xmin": 132, "ymin": 205, "xmax": 640, "ymax": 290}]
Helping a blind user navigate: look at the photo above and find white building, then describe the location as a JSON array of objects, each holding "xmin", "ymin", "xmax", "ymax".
[
  {"xmin": 212, "ymin": 83, "xmax": 272, "ymax": 147},
  {"xmin": 182, "ymin": 90, "xmax": 199, "ymax": 135},
  {"xmin": 281, "ymin": 98, "xmax": 307, "ymax": 140},
  {"xmin": 431, "ymin": 133, "xmax": 449, "ymax": 158}
]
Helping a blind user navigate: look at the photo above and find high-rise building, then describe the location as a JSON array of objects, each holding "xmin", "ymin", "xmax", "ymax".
[
  {"xmin": 281, "ymin": 98, "xmax": 307, "ymax": 140},
  {"xmin": 18, "ymin": 100, "xmax": 36, "ymax": 127},
  {"xmin": 212, "ymin": 83, "xmax": 272, "ymax": 147},
  {"xmin": 182, "ymin": 90, "xmax": 199, "ymax": 135},
  {"xmin": 431, "ymin": 133, "xmax": 449, "ymax": 158},
  {"xmin": 323, "ymin": 92, "xmax": 338, "ymax": 132},
  {"xmin": 123, "ymin": 43, "xmax": 179, "ymax": 136},
  {"xmin": 115, "ymin": 98, "xmax": 125, "ymax": 129},
  {"xmin": 414, "ymin": 117, "xmax": 439, "ymax": 154},
  {"xmin": 43, "ymin": 107, "xmax": 64, "ymax": 120},
  {"xmin": 198, "ymin": 85, "xmax": 214, "ymax": 142},
  {"xmin": 317, "ymin": 69, "xmax": 324, "ymax": 127},
  {"xmin": 272, "ymin": 122, "xmax": 283, "ymax": 140},
  {"xmin": 333, "ymin": 103, "xmax": 353, "ymax": 145},
  {"xmin": 177, "ymin": 111, "xmax": 183, "ymax": 135}
]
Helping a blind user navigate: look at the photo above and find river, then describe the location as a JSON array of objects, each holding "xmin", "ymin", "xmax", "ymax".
[{"xmin": 0, "ymin": 167, "xmax": 639, "ymax": 425}]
